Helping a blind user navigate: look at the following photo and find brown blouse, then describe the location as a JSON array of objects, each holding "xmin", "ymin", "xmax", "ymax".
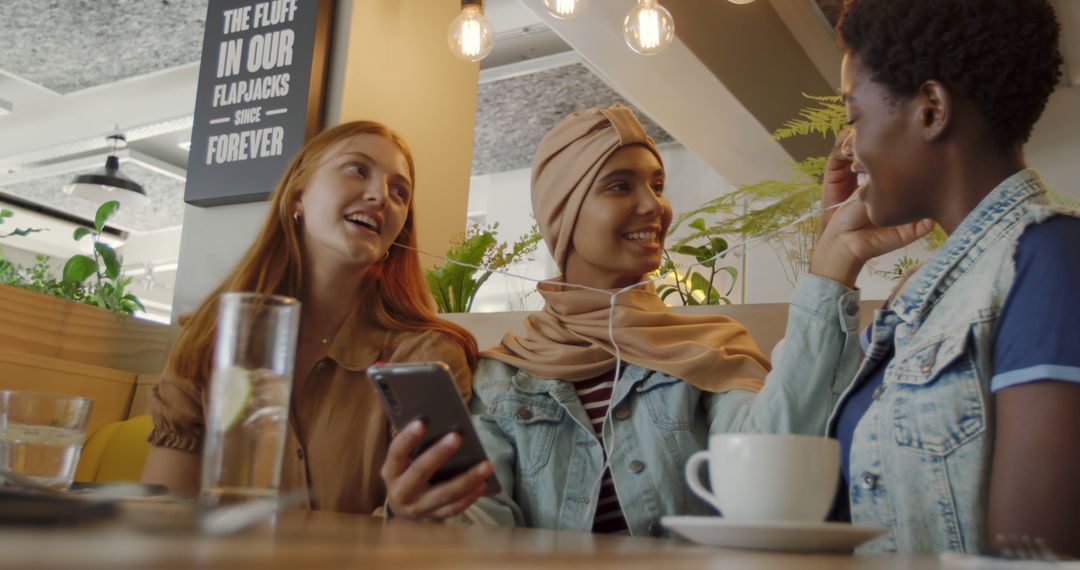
[{"xmin": 148, "ymin": 312, "xmax": 473, "ymax": 514}]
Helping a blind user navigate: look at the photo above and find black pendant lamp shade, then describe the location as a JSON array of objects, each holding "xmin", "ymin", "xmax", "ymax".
[{"xmin": 63, "ymin": 135, "xmax": 150, "ymax": 208}]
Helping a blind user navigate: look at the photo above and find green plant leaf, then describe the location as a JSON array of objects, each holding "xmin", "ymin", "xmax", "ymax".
[
  {"xmin": 709, "ymin": 237, "xmax": 728, "ymax": 256},
  {"xmin": 1, "ymin": 227, "xmax": 45, "ymax": 239},
  {"xmin": 62, "ymin": 255, "xmax": 97, "ymax": 284},
  {"xmin": 0, "ymin": 209, "xmax": 12, "ymax": 219},
  {"xmin": 717, "ymin": 266, "xmax": 739, "ymax": 296},
  {"xmin": 673, "ymin": 245, "xmax": 704, "ymax": 258},
  {"xmin": 689, "ymin": 272, "xmax": 713, "ymax": 295},
  {"xmin": 94, "ymin": 200, "xmax": 121, "ymax": 232},
  {"xmin": 95, "ymin": 242, "xmax": 121, "ymax": 279},
  {"xmin": 689, "ymin": 217, "xmax": 706, "ymax": 231},
  {"xmin": 73, "ymin": 227, "xmax": 94, "ymax": 241}
]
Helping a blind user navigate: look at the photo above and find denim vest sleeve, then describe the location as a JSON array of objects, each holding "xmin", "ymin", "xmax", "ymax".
[
  {"xmin": 707, "ymin": 273, "xmax": 864, "ymax": 436},
  {"xmin": 464, "ymin": 376, "xmax": 527, "ymax": 527}
]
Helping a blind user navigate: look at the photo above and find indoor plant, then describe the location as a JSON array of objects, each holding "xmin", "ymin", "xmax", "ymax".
[
  {"xmin": 425, "ymin": 223, "xmax": 542, "ymax": 313},
  {"xmin": 0, "ymin": 201, "xmax": 144, "ymax": 316}
]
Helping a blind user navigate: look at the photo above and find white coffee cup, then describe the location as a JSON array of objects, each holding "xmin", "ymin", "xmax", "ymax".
[{"xmin": 684, "ymin": 434, "xmax": 840, "ymax": 523}]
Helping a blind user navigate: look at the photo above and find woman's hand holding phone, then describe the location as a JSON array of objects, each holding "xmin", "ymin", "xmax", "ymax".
[{"xmin": 381, "ymin": 420, "xmax": 493, "ymax": 520}]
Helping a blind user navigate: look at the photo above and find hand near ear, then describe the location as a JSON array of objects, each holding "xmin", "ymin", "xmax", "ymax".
[
  {"xmin": 811, "ymin": 188, "xmax": 934, "ymax": 289},
  {"xmin": 821, "ymin": 129, "xmax": 858, "ymax": 233},
  {"xmin": 812, "ymin": 130, "xmax": 934, "ymax": 289}
]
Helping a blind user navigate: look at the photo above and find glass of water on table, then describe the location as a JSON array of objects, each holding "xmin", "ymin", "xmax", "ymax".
[
  {"xmin": 0, "ymin": 391, "xmax": 93, "ymax": 490},
  {"xmin": 201, "ymin": 292, "xmax": 300, "ymax": 507}
]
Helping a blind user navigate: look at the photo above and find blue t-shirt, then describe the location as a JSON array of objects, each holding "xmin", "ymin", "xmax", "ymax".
[{"xmin": 834, "ymin": 215, "xmax": 1080, "ymax": 500}]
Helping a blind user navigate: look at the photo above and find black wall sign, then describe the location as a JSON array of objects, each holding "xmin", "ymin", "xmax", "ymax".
[{"xmin": 184, "ymin": 0, "xmax": 333, "ymax": 206}]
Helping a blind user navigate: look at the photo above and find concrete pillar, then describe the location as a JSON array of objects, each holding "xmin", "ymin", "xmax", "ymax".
[{"xmin": 329, "ymin": 0, "xmax": 478, "ymax": 265}]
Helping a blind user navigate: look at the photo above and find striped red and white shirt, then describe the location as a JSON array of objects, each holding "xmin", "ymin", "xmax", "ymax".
[{"xmin": 574, "ymin": 374, "xmax": 628, "ymax": 534}]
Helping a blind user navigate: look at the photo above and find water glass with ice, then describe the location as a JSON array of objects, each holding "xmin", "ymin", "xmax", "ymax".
[
  {"xmin": 0, "ymin": 391, "xmax": 93, "ymax": 491},
  {"xmin": 200, "ymin": 292, "xmax": 300, "ymax": 507}
]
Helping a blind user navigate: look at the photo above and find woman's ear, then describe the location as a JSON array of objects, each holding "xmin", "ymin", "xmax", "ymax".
[
  {"xmin": 292, "ymin": 193, "xmax": 304, "ymax": 217},
  {"xmin": 917, "ymin": 80, "xmax": 951, "ymax": 141}
]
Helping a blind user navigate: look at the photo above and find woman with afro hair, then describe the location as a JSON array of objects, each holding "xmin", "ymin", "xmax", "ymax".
[{"xmin": 815, "ymin": 0, "xmax": 1079, "ymax": 556}]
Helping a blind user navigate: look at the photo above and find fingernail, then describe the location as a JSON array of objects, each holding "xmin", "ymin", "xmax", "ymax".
[
  {"xmin": 409, "ymin": 420, "xmax": 424, "ymax": 434},
  {"xmin": 476, "ymin": 462, "xmax": 491, "ymax": 476},
  {"xmin": 442, "ymin": 433, "xmax": 460, "ymax": 448}
]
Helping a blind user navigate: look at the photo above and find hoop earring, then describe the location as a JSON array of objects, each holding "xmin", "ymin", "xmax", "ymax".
[
  {"xmin": 293, "ymin": 211, "xmax": 301, "ymax": 224},
  {"xmin": 382, "ymin": 250, "xmax": 390, "ymax": 262}
]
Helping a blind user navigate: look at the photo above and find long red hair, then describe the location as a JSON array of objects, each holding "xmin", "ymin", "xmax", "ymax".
[{"xmin": 170, "ymin": 121, "xmax": 478, "ymax": 387}]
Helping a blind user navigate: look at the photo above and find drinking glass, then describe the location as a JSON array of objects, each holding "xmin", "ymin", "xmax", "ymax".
[
  {"xmin": 0, "ymin": 391, "xmax": 93, "ymax": 490},
  {"xmin": 200, "ymin": 292, "xmax": 300, "ymax": 507}
]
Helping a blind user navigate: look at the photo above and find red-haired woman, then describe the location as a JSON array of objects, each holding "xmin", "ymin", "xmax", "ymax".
[{"xmin": 141, "ymin": 121, "xmax": 479, "ymax": 514}]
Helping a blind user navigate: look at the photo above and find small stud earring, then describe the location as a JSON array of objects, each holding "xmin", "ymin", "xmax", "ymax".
[{"xmin": 293, "ymin": 211, "xmax": 301, "ymax": 224}]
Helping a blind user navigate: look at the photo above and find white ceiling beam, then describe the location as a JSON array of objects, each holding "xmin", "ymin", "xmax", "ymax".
[
  {"xmin": 0, "ymin": 69, "xmax": 63, "ymax": 110},
  {"xmin": 0, "ymin": 64, "xmax": 198, "ymax": 165},
  {"xmin": 768, "ymin": 0, "xmax": 841, "ymax": 91},
  {"xmin": 517, "ymin": 0, "xmax": 793, "ymax": 186},
  {"xmin": 0, "ymin": 148, "xmax": 184, "ymax": 186}
]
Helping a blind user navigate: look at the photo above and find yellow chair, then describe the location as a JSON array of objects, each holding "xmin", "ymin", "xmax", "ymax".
[{"xmin": 74, "ymin": 415, "xmax": 154, "ymax": 483}]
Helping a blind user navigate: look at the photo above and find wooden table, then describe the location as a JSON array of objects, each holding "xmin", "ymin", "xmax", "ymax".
[{"xmin": 0, "ymin": 504, "xmax": 949, "ymax": 569}]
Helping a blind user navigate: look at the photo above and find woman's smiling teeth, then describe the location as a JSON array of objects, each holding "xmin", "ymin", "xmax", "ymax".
[
  {"xmin": 345, "ymin": 212, "xmax": 379, "ymax": 232},
  {"xmin": 623, "ymin": 231, "xmax": 659, "ymax": 243}
]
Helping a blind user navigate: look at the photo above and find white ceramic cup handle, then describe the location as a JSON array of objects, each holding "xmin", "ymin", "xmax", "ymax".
[{"xmin": 685, "ymin": 450, "xmax": 723, "ymax": 512}]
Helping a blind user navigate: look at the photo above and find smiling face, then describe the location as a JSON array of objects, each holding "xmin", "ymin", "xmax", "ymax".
[
  {"xmin": 294, "ymin": 133, "xmax": 413, "ymax": 271},
  {"xmin": 842, "ymin": 53, "xmax": 937, "ymax": 227},
  {"xmin": 563, "ymin": 144, "xmax": 672, "ymax": 290}
]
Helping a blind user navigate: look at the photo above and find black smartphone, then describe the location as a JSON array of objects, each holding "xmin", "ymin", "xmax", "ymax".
[
  {"xmin": 0, "ymin": 488, "xmax": 118, "ymax": 526},
  {"xmin": 367, "ymin": 362, "xmax": 500, "ymax": 496}
]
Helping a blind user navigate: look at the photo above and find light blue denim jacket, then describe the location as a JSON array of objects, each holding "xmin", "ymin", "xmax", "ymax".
[
  {"xmin": 466, "ymin": 274, "xmax": 863, "ymax": 537},
  {"xmin": 827, "ymin": 170, "xmax": 1077, "ymax": 554}
]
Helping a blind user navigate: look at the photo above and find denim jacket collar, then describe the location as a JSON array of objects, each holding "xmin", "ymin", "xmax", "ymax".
[
  {"xmin": 891, "ymin": 169, "xmax": 1047, "ymax": 325},
  {"xmin": 510, "ymin": 364, "xmax": 652, "ymax": 405}
]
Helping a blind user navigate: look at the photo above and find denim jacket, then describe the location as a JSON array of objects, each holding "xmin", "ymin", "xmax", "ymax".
[
  {"xmin": 826, "ymin": 170, "xmax": 1077, "ymax": 554},
  {"xmin": 467, "ymin": 274, "xmax": 863, "ymax": 537}
]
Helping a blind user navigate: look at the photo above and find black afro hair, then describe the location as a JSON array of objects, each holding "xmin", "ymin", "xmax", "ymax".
[{"xmin": 837, "ymin": 0, "xmax": 1063, "ymax": 147}]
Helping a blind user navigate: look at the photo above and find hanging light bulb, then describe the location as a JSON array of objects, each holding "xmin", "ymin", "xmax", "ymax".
[
  {"xmin": 623, "ymin": 0, "xmax": 675, "ymax": 56},
  {"xmin": 448, "ymin": 0, "xmax": 496, "ymax": 63},
  {"xmin": 543, "ymin": 0, "xmax": 587, "ymax": 20}
]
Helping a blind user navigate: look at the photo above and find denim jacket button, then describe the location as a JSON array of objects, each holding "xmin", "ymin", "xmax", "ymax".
[
  {"xmin": 515, "ymin": 406, "xmax": 533, "ymax": 420},
  {"xmin": 871, "ymin": 384, "xmax": 886, "ymax": 400},
  {"xmin": 296, "ymin": 448, "xmax": 305, "ymax": 461},
  {"xmin": 614, "ymin": 407, "xmax": 631, "ymax": 421},
  {"xmin": 845, "ymin": 300, "xmax": 859, "ymax": 316},
  {"xmin": 859, "ymin": 471, "xmax": 878, "ymax": 490},
  {"xmin": 628, "ymin": 460, "xmax": 645, "ymax": 474}
]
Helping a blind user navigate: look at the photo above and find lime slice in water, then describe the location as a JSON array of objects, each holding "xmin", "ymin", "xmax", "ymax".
[{"xmin": 216, "ymin": 366, "xmax": 253, "ymax": 431}]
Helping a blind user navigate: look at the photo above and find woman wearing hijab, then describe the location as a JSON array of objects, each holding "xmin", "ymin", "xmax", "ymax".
[{"xmin": 380, "ymin": 105, "xmax": 866, "ymax": 534}]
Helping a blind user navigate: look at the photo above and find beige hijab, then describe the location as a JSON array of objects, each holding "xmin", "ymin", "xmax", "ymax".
[{"xmin": 484, "ymin": 105, "xmax": 768, "ymax": 393}]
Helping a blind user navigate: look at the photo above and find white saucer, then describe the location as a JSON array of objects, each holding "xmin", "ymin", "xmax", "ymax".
[{"xmin": 661, "ymin": 516, "xmax": 888, "ymax": 553}]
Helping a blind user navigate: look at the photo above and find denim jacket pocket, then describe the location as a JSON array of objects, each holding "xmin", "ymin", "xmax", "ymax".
[
  {"xmin": 637, "ymin": 374, "xmax": 696, "ymax": 431},
  {"xmin": 888, "ymin": 328, "xmax": 986, "ymax": 456},
  {"xmin": 485, "ymin": 394, "xmax": 564, "ymax": 476}
]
